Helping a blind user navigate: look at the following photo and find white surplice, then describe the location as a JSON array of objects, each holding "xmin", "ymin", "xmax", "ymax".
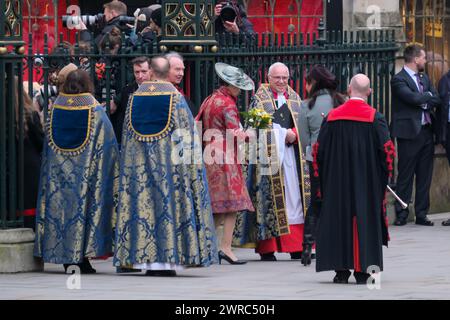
[{"xmin": 272, "ymin": 123, "xmax": 304, "ymax": 225}]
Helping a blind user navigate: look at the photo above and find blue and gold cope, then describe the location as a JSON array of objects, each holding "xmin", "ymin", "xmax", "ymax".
[
  {"xmin": 233, "ymin": 84, "xmax": 311, "ymax": 247},
  {"xmin": 34, "ymin": 93, "xmax": 120, "ymax": 264},
  {"xmin": 114, "ymin": 81, "xmax": 218, "ymax": 267}
]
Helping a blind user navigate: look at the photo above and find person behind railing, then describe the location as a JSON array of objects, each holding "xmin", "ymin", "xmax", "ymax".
[
  {"xmin": 149, "ymin": 7, "xmax": 162, "ymax": 37},
  {"xmin": 214, "ymin": 0, "xmax": 255, "ymax": 35},
  {"xmin": 34, "ymin": 69, "xmax": 119, "ymax": 274},
  {"xmin": 195, "ymin": 63, "xmax": 256, "ymax": 265},
  {"xmin": 110, "ymin": 56, "xmax": 151, "ymax": 147},
  {"xmin": 127, "ymin": 5, "xmax": 161, "ymax": 49},
  {"xmin": 33, "ymin": 62, "xmax": 78, "ymax": 114},
  {"xmin": 77, "ymin": 41, "xmax": 93, "ymax": 72},
  {"xmin": 297, "ymin": 65, "xmax": 346, "ymax": 264},
  {"xmin": 165, "ymin": 51, "xmax": 198, "ymax": 116},
  {"xmin": 94, "ymin": 27, "xmax": 122, "ymax": 107},
  {"xmin": 14, "ymin": 77, "xmax": 44, "ymax": 231},
  {"xmin": 79, "ymin": 0, "xmax": 131, "ymax": 51}
]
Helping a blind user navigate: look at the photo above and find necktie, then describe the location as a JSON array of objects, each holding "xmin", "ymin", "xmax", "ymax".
[{"xmin": 415, "ymin": 73, "xmax": 432, "ymax": 125}]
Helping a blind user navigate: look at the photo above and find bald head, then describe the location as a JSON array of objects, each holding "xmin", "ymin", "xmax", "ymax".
[
  {"xmin": 348, "ymin": 74, "xmax": 371, "ymax": 99},
  {"xmin": 151, "ymin": 56, "xmax": 170, "ymax": 80}
]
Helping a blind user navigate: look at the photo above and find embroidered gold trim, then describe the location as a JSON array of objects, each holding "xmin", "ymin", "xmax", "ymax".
[{"xmin": 253, "ymin": 84, "xmax": 310, "ymax": 227}]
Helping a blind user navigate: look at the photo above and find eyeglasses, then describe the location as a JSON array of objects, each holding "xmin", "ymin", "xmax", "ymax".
[{"xmin": 270, "ymin": 75, "xmax": 289, "ymax": 81}]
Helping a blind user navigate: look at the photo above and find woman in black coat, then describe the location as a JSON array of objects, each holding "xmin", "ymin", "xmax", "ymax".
[{"xmin": 16, "ymin": 79, "xmax": 44, "ymax": 231}]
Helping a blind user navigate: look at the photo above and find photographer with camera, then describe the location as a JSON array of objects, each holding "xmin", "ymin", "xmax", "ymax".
[
  {"xmin": 77, "ymin": 1, "xmax": 131, "ymax": 50},
  {"xmin": 126, "ymin": 5, "xmax": 161, "ymax": 49},
  {"xmin": 34, "ymin": 63, "xmax": 78, "ymax": 113},
  {"xmin": 214, "ymin": 0, "xmax": 254, "ymax": 35}
]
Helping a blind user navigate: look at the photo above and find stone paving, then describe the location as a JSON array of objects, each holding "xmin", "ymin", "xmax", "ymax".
[{"xmin": 1, "ymin": 213, "xmax": 450, "ymax": 300}]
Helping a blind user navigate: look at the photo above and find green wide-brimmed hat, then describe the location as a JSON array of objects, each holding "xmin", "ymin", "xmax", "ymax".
[{"xmin": 215, "ymin": 62, "xmax": 254, "ymax": 91}]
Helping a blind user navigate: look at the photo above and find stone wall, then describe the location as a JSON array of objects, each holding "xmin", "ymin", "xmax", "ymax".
[{"xmin": 343, "ymin": 0, "xmax": 404, "ymax": 40}]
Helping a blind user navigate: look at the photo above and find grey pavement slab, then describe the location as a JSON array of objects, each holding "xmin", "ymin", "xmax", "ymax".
[{"xmin": 1, "ymin": 213, "xmax": 450, "ymax": 300}]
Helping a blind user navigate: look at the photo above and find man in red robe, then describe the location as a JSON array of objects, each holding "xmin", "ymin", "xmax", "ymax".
[{"xmin": 302, "ymin": 74, "xmax": 395, "ymax": 284}]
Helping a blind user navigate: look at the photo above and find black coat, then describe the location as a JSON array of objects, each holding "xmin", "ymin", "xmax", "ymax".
[
  {"xmin": 80, "ymin": 15, "xmax": 130, "ymax": 50},
  {"xmin": 215, "ymin": 3, "xmax": 255, "ymax": 35},
  {"xmin": 315, "ymin": 101, "xmax": 392, "ymax": 273},
  {"xmin": 111, "ymin": 81, "xmax": 139, "ymax": 145},
  {"xmin": 390, "ymin": 68, "xmax": 441, "ymax": 140},
  {"xmin": 22, "ymin": 111, "xmax": 44, "ymax": 210},
  {"xmin": 437, "ymin": 70, "xmax": 450, "ymax": 144}
]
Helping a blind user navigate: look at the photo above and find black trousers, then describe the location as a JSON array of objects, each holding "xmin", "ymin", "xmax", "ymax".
[
  {"xmin": 307, "ymin": 161, "xmax": 320, "ymax": 215},
  {"xmin": 395, "ymin": 126, "xmax": 434, "ymax": 219},
  {"xmin": 446, "ymin": 123, "xmax": 450, "ymax": 165}
]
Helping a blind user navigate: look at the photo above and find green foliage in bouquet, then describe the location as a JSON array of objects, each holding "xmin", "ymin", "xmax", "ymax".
[{"xmin": 240, "ymin": 108, "xmax": 273, "ymax": 129}]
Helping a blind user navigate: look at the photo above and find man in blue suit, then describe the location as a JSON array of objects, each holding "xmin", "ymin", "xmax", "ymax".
[{"xmin": 390, "ymin": 44, "xmax": 441, "ymax": 226}]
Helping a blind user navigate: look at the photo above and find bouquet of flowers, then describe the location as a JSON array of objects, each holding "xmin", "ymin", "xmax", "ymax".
[{"xmin": 240, "ymin": 107, "xmax": 273, "ymax": 129}]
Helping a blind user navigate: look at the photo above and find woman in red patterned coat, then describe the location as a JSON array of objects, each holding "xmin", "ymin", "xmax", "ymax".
[{"xmin": 196, "ymin": 63, "xmax": 255, "ymax": 264}]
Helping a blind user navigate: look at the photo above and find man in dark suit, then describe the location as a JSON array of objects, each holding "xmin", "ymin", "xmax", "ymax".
[
  {"xmin": 391, "ymin": 44, "xmax": 441, "ymax": 226},
  {"xmin": 110, "ymin": 56, "xmax": 151, "ymax": 146},
  {"xmin": 437, "ymin": 69, "xmax": 450, "ymax": 226}
]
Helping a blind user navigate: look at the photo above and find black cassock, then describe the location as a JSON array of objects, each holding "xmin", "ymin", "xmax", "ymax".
[{"xmin": 313, "ymin": 99, "xmax": 395, "ymax": 273}]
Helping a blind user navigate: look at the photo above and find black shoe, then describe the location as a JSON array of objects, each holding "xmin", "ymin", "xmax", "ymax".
[
  {"xmin": 116, "ymin": 266, "xmax": 141, "ymax": 273},
  {"xmin": 218, "ymin": 250, "xmax": 247, "ymax": 265},
  {"xmin": 290, "ymin": 252, "xmax": 302, "ymax": 260},
  {"xmin": 394, "ymin": 218, "xmax": 407, "ymax": 226},
  {"xmin": 79, "ymin": 258, "xmax": 97, "ymax": 274},
  {"xmin": 442, "ymin": 219, "xmax": 450, "ymax": 226},
  {"xmin": 354, "ymin": 272, "xmax": 371, "ymax": 285},
  {"xmin": 333, "ymin": 270, "xmax": 351, "ymax": 284},
  {"xmin": 415, "ymin": 217, "xmax": 434, "ymax": 226},
  {"xmin": 260, "ymin": 253, "xmax": 277, "ymax": 262},
  {"xmin": 64, "ymin": 258, "xmax": 96, "ymax": 274},
  {"xmin": 63, "ymin": 264, "xmax": 75, "ymax": 274},
  {"xmin": 145, "ymin": 270, "xmax": 177, "ymax": 277}
]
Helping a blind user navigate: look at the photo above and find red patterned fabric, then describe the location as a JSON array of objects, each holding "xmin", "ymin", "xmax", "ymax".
[
  {"xmin": 197, "ymin": 87, "xmax": 255, "ymax": 214},
  {"xmin": 382, "ymin": 140, "xmax": 395, "ymax": 241},
  {"xmin": 383, "ymin": 140, "xmax": 396, "ymax": 178},
  {"xmin": 312, "ymin": 142, "xmax": 320, "ymax": 178}
]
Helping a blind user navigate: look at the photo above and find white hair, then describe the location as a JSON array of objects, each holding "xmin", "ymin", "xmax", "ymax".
[
  {"xmin": 164, "ymin": 51, "xmax": 184, "ymax": 62},
  {"xmin": 268, "ymin": 62, "xmax": 289, "ymax": 76}
]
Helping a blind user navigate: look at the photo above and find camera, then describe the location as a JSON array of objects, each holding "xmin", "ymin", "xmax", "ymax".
[
  {"xmin": 36, "ymin": 85, "xmax": 58, "ymax": 111},
  {"xmin": 117, "ymin": 16, "xmax": 136, "ymax": 25},
  {"xmin": 62, "ymin": 14, "xmax": 105, "ymax": 29},
  {"xmin": 220, "ymin": 1, "xmax": 237, "ymax": 23}
]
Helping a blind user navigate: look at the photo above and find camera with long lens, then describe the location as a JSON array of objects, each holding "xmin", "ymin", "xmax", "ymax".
[
  {"xmin": 117, "ymin": 16, "xmax": 135, "ymax": 25},
  {"xmin": 220, "ymin": 1, "xmax": 237, "ymax": 22},
  {"xmin": 36, "ymin": 85, "xmax": 58, "ymax": 111},
  {"xmin": 62, "ymin": 13, "xmax": 105, "ymax": 29}
]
